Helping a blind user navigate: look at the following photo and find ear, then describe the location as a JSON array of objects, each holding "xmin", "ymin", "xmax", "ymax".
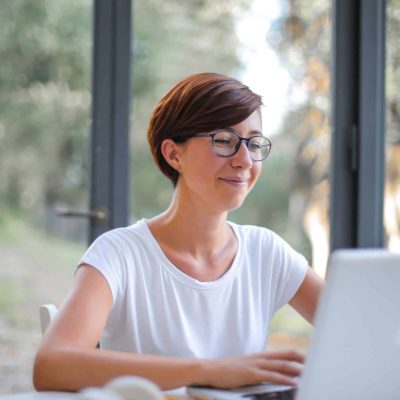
[{"xmin": 160, "ymin": 139, "xmax": 183, "ymax": 172}]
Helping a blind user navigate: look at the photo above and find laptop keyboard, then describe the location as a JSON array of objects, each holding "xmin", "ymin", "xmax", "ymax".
[{"xmin": 244, "ymin": 388, "xmax": 297, "ymax": 400}]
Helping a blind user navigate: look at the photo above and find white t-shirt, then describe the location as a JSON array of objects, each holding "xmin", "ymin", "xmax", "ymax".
[{"xmin": 79, "ymin": 219, "xmax": 307, "ymax": 358}]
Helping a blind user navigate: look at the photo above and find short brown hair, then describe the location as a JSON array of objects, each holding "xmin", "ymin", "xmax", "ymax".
[{"xmin": 147, "ymin": 72, "xmax": 263, "ymax": 186}]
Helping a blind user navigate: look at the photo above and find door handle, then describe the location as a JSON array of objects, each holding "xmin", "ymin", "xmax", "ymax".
[{"xmin": 56, "ymin": 207, "xmax": 109, "ymax": 224}]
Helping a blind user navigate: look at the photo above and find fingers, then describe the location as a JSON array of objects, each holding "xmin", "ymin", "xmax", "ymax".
[
  {"xmin": 204, "ymin": 349, "xmax": 306, "ymax": 390},
  {"xmin": 257, "ymin": 370, "xmax": 299, "ymax": 387},
  {"xmin": 259, "ymin": 359, "xmax": 303, "ymax": 377},
  {"xmin": 262, "ymin": 349, "xmax": 306, "ymax": 364},
  {"xmin": 246, "ymin": 349, "xmax": 306, "ymax": 386},
  {"xmin": 249, "ymin": 362, "xmax": 301, "ymax": 387}
]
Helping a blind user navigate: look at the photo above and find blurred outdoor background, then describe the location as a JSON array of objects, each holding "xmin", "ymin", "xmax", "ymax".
[{"xmin": 0, "ymin": 0, "xmax": 399, "ymax": 394}]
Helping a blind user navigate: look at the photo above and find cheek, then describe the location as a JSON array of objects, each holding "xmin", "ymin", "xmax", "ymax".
[
  {"xmin": 184, "ymin": 152, "xmax": 211, "ymax": 173},
  {"xmin": 252, "ymin": 163, "xmax": 262, "ymax": 182},
  {"xmin": 182, "ymin": 144, "xmax": 221, "ymax": 172},
  {"xmin": 180, "ymin": 151, "xmax": 215, "ymax": 184}
]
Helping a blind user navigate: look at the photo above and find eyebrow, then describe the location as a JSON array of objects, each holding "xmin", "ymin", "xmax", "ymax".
[
  {"xmin": 224, "ymin": 127, "xmax": 265, "ymax": 138},
  {"xmin": 248, "ymin": 129, "xmax": 264, "ymax": 137}
]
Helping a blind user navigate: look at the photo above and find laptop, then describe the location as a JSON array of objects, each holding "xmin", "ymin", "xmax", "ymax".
[{"xmin": 187, "ymin": 249, "xmax": 400, "ymax": 400}]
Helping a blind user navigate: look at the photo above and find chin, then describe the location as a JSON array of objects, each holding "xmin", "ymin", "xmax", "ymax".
[{"xmin": 221, "ymin": 197, "xmax": 246, "ymax": 212}]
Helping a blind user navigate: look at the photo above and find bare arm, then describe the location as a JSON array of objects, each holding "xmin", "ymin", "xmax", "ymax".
[
  {"xmin": 289, "ymin": 267, "xmax": 325, "ymax": 324},
  {"xmin": 33, "ymin": 265, "xmax": 305, "ymax": 391},
  {"xmin": 33, "ymin": 265, "xmax": 205, "ymax": 391}
]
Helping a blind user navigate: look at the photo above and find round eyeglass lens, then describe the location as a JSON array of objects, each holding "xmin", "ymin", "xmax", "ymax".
[
  {"xmin": 248, "ymin": 136, "xmax": 271, "ymax": 160},
  {"xmin": 212, "ymin": 131, "xmax": 238, "ymax": 156}
]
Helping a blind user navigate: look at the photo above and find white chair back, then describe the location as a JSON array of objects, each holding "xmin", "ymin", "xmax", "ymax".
[{"xmin": 39, "ymin": 303, "xmax": 58, "ymax": 335}]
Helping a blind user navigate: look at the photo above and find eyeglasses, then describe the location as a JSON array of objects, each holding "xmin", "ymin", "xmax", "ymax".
[{"xmin": 188, "ymin": 128, "xmax": 272, "ymax": 161}]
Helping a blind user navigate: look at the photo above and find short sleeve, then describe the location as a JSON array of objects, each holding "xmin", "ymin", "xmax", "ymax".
[
  {"xmin": 77, "ymin": 230, "xmax": 127, "ymax": 304},
  {"xmin": 269, "ymin": 232, "xmax": 308, "ymax": 312}
]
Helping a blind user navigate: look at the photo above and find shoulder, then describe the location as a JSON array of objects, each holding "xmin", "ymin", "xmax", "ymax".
[
  {"xmin": 229, "ymin": 221, "xmax": 308, "ymax": 267},
  {"xmin": 80, "ymin": 219, "xmax": 153, "ymax": 271},
  {"xmin": 79, "ymin": 220, "xmax": 152, "ymax": 301},
  {"xmin": 89, "ymin": 219, "xmax": 149, "ymax": 251},
  {"xmin": 228, "ymin": 221, "xmax": 288, "ymax": 249}
]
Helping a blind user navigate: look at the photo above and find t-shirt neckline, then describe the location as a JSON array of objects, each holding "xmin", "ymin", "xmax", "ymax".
[{"xmin": 138, "ymin": 218, "xmax": 242, "ymax": 290}]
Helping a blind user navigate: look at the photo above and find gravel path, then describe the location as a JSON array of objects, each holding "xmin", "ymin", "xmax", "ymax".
[{"xmin": 0, "ymin": 239, "xmax": 75, "ymax": 394}]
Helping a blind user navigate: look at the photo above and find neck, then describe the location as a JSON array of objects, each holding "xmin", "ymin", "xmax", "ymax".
[{"xmin": 148, "ymin": 189, "xmax": 231, "ymax": 256}]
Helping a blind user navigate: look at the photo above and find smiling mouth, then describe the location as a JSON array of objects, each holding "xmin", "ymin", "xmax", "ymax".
[{"xmin": 219, "ymin": 177, "xmax": 249, "ymax": 185}]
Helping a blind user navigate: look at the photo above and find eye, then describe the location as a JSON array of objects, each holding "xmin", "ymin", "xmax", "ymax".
[
  {"xmin": 248, "ymin": 141, "xmax": 262, "ymax": 150},
  {"xmin": 248, "ymin": 137, "xmax": 264, "ymax": 150},
  {"xmin": 213, "ymin": 132, "xmax": 236, "ymax": 147},
  {"xmin": 214, "ymin": 138, "xmax": 232, "ymax": 146}
]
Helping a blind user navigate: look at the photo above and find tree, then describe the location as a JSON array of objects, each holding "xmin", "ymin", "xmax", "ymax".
[
  {"xmin": 0, "ymin": 0, "xmax": 91, "ymax": 222},
  {"xmin": 267, "ymin": 0, "xmax": 333, "ymax": 274},
  {"xmin": 0, "ymin": 0, "xmax": 250, "ymax": 235}
]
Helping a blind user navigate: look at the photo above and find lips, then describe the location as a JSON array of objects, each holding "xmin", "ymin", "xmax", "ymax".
[{"xmin": 219, "ymin": 176, "xmax": 249, "ymax": 185}]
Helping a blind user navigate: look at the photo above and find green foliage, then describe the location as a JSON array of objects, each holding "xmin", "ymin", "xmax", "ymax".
[
  {"xmin": 262, "ymin": 0, "xmax": 331, "ymax": 262},
  {"xmin": 0, "ymin": 0, "xmax": 91, "ymax": 90},
  {"xmin": 133, "ymin": 0, "xmax": 243, "ymax": 100},
  {"xmin": 0, "ymin": 0, "xmax": 91, "ymax": 217},
  {"xmin": 0, "ymin": 0, "xmax": 252, "ymax": 230},
  {"xmin": 2, "ymin": 0, "xmax": 332, "ymax": 247}
]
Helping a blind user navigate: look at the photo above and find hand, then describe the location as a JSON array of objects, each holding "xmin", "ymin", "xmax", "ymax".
[{"xmin": 200, "ymin": 349, "xmax": 305, "ymax": 389}]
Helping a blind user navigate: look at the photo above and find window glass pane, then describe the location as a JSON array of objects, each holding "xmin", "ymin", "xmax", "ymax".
[
  {"xmin": 386, "ymin": 0, "xmax": 400, "ymax": 252},
  {"xmin": 0, "ymin": 1, "xmax": 92, "ymax": 393},
  {"xmin": 232, "ymin": 0, "xmax": 331, "ymax": 280}
]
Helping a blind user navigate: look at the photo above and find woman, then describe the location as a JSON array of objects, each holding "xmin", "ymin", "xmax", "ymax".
[{"xmin": 33, "ymin": 73, "xmax": 324, "ymax": 392}]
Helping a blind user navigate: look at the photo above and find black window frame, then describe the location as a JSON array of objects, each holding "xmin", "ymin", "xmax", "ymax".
[
  {"xmin": 89, "ymin": 0, "xmax": 132, "ymax": 243},
  {"xmin": 331, "ymin": 0, "xmax": 386, "ymax": 250}
]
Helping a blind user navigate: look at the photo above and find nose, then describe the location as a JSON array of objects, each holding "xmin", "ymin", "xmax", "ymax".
[{"xmin": 230, "ymin": 140, "xmax": 253, "ymax": 168}]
